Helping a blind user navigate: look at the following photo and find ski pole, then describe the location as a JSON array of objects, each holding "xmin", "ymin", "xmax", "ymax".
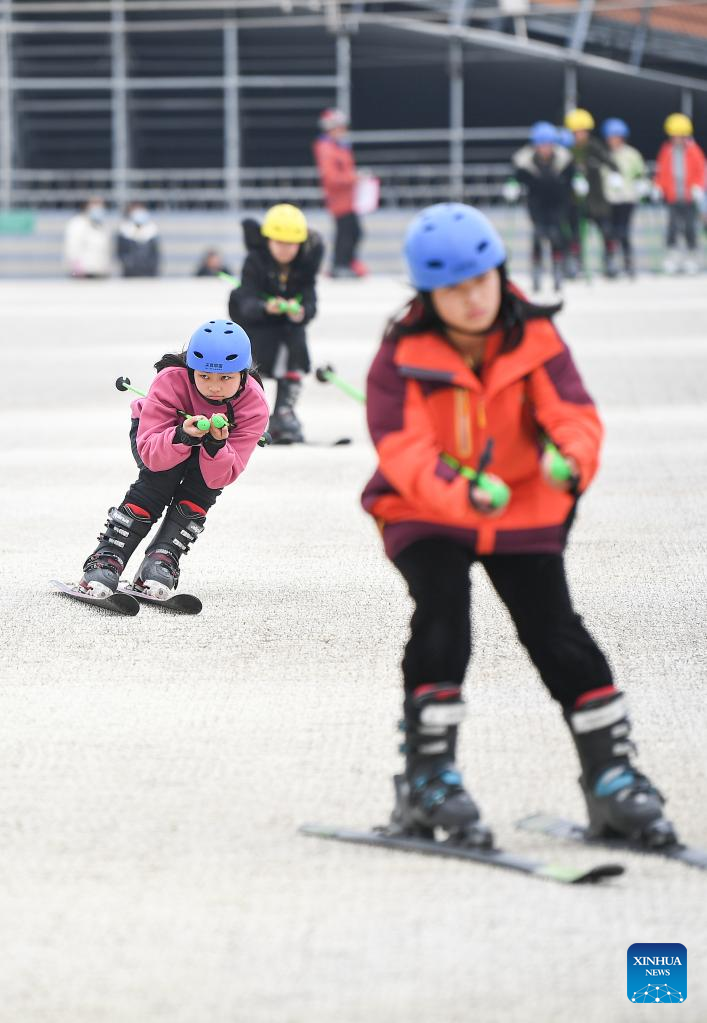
[
  {"xmin": 218, "ymin": 272, "xmax": 240, "ymax": 286},
  {"xmin": 315, "ymin": 364, "xmax": 366, "ymax": 404},
  {"xmin": 115, "ymin": 376, "xmax": 268, "ymax": 445}
]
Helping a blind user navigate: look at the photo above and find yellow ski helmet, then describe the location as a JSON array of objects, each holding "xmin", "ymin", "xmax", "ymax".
[
  {"xmin": 564, "ymin": 108, "xmax": 595, "ymax": 132},
  {"xmin": 664, "ymin": 113, "xmax": 693, "ymax": 137},
  {"xmin": 261, "ymin": 204, "xmax": 308, "ymax": 244}
]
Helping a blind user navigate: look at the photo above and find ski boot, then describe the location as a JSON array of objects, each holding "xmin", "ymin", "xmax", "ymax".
[
  {"xmin": 269, "ymin": 373, "xmax": 304, "ymax": 444},
  {"xmin": 662, "ymin": 248, "xmax": 680, "ymax": 274},
  {"xmin": 390, "ymin": 684, "xmax": 493, "ymax": 848},
  {"xmin": 132, "ymin": 499, "xmax": 205, "ymax": 599},
  {"xmin": 79, "ymin": 503, "xmax": 153, "ymax": 598},
  {"xmin": 566, "ymin": 688, "xmax": 677, "ymax": 849}
]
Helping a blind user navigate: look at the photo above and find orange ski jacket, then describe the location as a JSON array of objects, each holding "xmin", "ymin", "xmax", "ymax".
[
  {"xmin": 362, "ymin": 315, "xmax": 603, "ymax": 559},
  {"xmin": 654, "ymin": 139, "xmax": 706, "ymax": 203}
]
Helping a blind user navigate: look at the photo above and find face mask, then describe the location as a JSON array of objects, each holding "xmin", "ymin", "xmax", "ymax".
[
  {"xmin": 88, "ymin": 207, "xmax": 105, "ymax": 224},
  {"xmin": 131, "ymin": 209, "xmax": 149, "ymax": 226}
]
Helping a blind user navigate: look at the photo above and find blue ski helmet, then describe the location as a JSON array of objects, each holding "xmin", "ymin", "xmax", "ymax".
[
  {"xmin": 530, "ymin": 121, "xmax": 558, "ymax": 146},
  {"xmin": 601, "ymin": 117, "xmax": 629, "ymax": 139},
  {"xmin": 404, "ymin": 203, "xmax": 506, "ymax": 291},
  {"xmin": 557, "ymin": 127, "xmax": 575, "ymax": 149},
  {"xmin": 186, "ymin": 320, "xmax": 251, "ymax": 374}
]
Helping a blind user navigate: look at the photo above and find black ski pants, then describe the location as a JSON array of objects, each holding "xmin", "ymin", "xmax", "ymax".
[
  {"xmin": 393, "ymin": 538, "xmax": 613, "ymax": 711},
  {"xmin": 333, "ymin": 212, "xmax": 362, "ymax": 269},
  {"xmin": 666, "ymin": 202, "xmax": 698, "ymax": 250},
  {"xmin": 609, "ymin": 203, "xmax": 636, "ymax": 265},
  {"xmin": 123, "ymin": 419, "xmax": 223, "ymax": 521}
]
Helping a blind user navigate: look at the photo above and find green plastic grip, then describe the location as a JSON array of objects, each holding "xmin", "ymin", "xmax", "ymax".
[
  {"xmin": 196, "ymin": 417, "xmax": 211, "ymax": 432},
  {"xmin": 211, "ymin": 413, "xmax": 228, "ymax": 429},
  {"xmin": 544, "ymin": 442, "xmax": 574, "ymax": 483},
  {"xmin": 440, "ymin": 453, "xmax": 510, "ymax": 511}
]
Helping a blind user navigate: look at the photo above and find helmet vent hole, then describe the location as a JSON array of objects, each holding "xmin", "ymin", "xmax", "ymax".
[
  {"xmin": 224, "ymin": 330, "xmax": 233, "ymax": 334},
  {"xmin": 426, "ymin": 259, "xmax": 444, "ymax": 269},
  {"xmin": 423, "ymin": 224, "xmax": 435, "ymax": 232},
  {"xmin": 193, "ymin": 351, "xmax": 204, "ymax": 360},
  {"xmin": 454, "ymin": 212, "xmax": 464, "ymax": 220},
  {"xmin": 204, "ymin": 328, "xmax": 212, "ymax": 333},
  {"xmin": 226, "ymin": 354, "xmax": 237, "ymax": 361},
  {"xmin": 209, "ymin": 321, "xmax": 215, "ymax": 324},
  {"xmin": 477, "ymin": 241, "xmax": 489, "ymax": 252}
]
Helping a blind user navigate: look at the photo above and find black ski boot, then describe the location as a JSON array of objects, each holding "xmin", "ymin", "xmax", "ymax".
[
  {"xmin": 79, "ymin": 503, "xmax": 153, "ymax": 598},
  {"xmin": 391, "ymin": 684, "xmax": 493, "ymax": 847},
  {"xmin": 132, "ymin": 500, "xmax": 205, "ymax": 599},
  {"xmin": 269, "ymin": 374, "xmax": 304, "ymax": 444},
  {"xmin": 566, "ymin": 689, "xmax": 677, "ymax": 848}
]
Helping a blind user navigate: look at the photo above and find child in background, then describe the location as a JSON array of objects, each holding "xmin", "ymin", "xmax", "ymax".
[
  {"xmin": 601, "ymin": 118, "xmax": 649, "ymax": 278},
  {"xmin": 507, "ymin": 121, "xmax": 574, "ymax": 293},
  {"xmin": 229, "ymin": 204, "xmax": 324, "ymax": 444},
  {"xmin": 654, "ymin": 113, "xmax": 706, "ymax": 275}
]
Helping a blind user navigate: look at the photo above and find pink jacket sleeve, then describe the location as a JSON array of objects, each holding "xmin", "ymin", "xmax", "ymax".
[
  {"xmin": 197, "ymin": 383, "xmax": 270, "ymax": 489},
  {"xmin": 135, "ymin": 373, "xmax": 195, "ymax": 472}
]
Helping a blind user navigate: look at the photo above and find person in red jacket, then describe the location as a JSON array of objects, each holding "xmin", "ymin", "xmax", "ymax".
[
  {"xmin": 654, "ymin": 113, "xmax": 706, "ymax": 274},
  {"xmin": 312, "ymin": 108, "xmax": 367, "ymax": 278},
  {"xmin": 361, "ymin": 202, "xmax": 677, "ymax": 851}
]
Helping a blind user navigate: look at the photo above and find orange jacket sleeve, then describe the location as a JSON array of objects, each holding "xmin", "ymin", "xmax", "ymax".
[
  {"xmin": 313, "ymin": 138, "xmax": 357, "ymax": 189},
  {"xmin": 366, "ymin": 340, "xmax": 475, "ymax": 520},
  {"xmin": 526, "ymin": 341, "xmax": 604, "ymax": 492}
]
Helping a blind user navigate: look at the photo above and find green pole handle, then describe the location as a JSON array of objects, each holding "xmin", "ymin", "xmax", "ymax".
[
  {"xmin": 196, "ymin": 417, "xmax": 211, "ymax": 432},
  {"xmin": 218, "ymin": 272, "xmax": 240, "ymax": 285},
  {"xmin": 544, "ymin": 442, "xmax": 575, "ymax": 483},
  {"xmin": 211, "ymin": 413, "xmax": 228, "ymax": 430},
  {"xmin": 439, "ymin": 453, "xmax": 510, "ymax": 511}
]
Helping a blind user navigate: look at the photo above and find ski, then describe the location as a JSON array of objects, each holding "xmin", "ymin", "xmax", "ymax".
[
  {"xmin": 50, "ymin": 579, "xmax": 140, "ymax": 616},
  {"xmin": 516, "ymin": 813, "xmax": 707, "ymax": 871},
  {"xmin": 119, "ymin": 584, "xmax": 202, "ymax": 615},
  {"xmin": 299, "ymin": 823, "xmax": 624, "ymax": 885}
]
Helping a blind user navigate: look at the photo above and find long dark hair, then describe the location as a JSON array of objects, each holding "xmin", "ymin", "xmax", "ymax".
[
  {"xmin": 154, "ymin": 350, "xmax": 264, "ymax": 391},
  {"xmin": 385, "ymin": 265, "xmax": 561, "ymax": 353}
]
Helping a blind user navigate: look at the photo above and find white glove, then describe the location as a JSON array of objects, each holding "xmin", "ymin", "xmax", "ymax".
[
  {"xmin": 572, "ymin": 175, "xmax": 589, "ymax": 198},
  {"xmin": 691, "ymin": 184, "xmax": 705, "ymax": 203},
  {"xmin": 607, "ymin": 172, "xmax": 624, "ymax": 191},
  {"xmin": 635, "ymin": 178, "xmax": 652, "ymax": 199},
  {"xmin": 503, "ymin": 179, "xmax": 521, "ymax": 203},
  {"xmin": 651, "ymin": 183, "xmax": 664, "ymax": 202}
]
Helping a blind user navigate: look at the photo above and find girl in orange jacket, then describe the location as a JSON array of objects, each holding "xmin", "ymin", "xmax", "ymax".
[{"xmin": 362, "ymin": 203, "xmax": 676, "ymax": 850}]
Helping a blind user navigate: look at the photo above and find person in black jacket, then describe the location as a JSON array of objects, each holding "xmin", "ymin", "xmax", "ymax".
[
  {"xmin": 508, "ymin": 121, "xmax": 574, "ymax": 293},
  {"xmin": 228, "ymin": 204, "xmax": 324, "ymax": 444},
  {"xmin": 116, "ymin": 202, "xmax": 161, "ymax": 277}
]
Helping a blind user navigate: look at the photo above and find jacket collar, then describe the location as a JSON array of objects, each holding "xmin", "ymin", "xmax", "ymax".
[{"xmin": 394, "ymin": 322, "xmax": 564, "ymax": 399}]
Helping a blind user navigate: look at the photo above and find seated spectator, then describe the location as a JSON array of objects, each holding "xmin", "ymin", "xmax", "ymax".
[
  {"xmin": 63, "ymin": 197, "xmax": 111, "ymax": 278},
  {"xmin": 194, "ymin": 248, "xmax": 234, "ymax": 278}
]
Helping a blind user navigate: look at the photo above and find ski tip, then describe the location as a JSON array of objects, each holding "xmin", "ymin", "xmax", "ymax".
[{"xmin": 333, "ymin": 437, "xmax": 353, "ymax": 446}]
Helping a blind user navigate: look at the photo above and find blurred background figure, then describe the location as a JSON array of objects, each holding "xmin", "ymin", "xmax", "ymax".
[
  {"xmin": 228, "ymin": 203, "xmax": 323, "ymax": 444},
  {"xmin": 507, "ymin": 121, "xmax": 574, "ymax": 294},
  {"xmin": 116, "ymin": 202, "xmax": 161, "ymax": 277},
  {"xmin": 653, "ymin": 113, "xmax": 706, "ymax": 275},
  {"xmin": 564, "ymin": 108, "xmax": 619, "ymax": 278},
  {"xmin": 313, "ymin": 107, "xmax": 367, "ymax": 278},
  {"xmin": 194, "ymin": 248, "xmax": 234, "ymax": 278},
  {"xmin": 601, "ymin": 118, "xmax": 649, "ymax": 278},
  {"xmin": 63, "ymin": 197, "xmax": 111, "ymax": 279}
]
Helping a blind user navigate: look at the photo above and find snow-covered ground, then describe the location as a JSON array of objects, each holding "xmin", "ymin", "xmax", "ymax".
[{"xmin": 2, "ymin": 272, "xmax": 706, "ymax": 1022}]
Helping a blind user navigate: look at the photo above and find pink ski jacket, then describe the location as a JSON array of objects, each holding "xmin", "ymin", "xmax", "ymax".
[{"xmin": 130, "ymin": 366, "xmax": 270, "ymax": 490}]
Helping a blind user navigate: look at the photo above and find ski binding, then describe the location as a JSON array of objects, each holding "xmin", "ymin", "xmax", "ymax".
[
  {"xmin": 50, "ymin": 579, "xmax": 140, "ymax": 616},
  {"xmin": 119, "ymin": 583, "xmax": 202, "ymax": 615}
]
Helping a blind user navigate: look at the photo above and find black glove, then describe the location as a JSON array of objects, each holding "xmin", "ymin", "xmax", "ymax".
[
  {"xmin": 173, "ymin": 425, "xmax": 203, "ymax": 447},
  {"xmin": 202, "ymin": 434, "xmax": 227, "ymax": 458}
]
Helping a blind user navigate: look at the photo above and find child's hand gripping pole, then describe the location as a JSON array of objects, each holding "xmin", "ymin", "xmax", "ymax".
[
  {"xmin": 542, "ymin": 441, "xmax": 579, "ymax": 492},
  {"xmin": 315, "ymin": 364, "xmax": 366, "ymax": 404},
  {"xmin": 440, "ymin": 439, "xmax": 511, "ymax": 513}
]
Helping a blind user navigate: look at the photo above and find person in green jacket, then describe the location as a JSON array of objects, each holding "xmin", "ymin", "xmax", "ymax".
[
  {"xmin": 565, "ymin": 108, "xmax": 619, "ymax": 278},
  {"xmin": 601, "ymin": 118, "xmax": 649, "ymax": 278}
]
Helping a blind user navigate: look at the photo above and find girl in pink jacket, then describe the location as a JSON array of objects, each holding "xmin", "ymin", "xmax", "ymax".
[{"xmin": 79, "ymin": 319, "xmax": 269, "ymax": 600}]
